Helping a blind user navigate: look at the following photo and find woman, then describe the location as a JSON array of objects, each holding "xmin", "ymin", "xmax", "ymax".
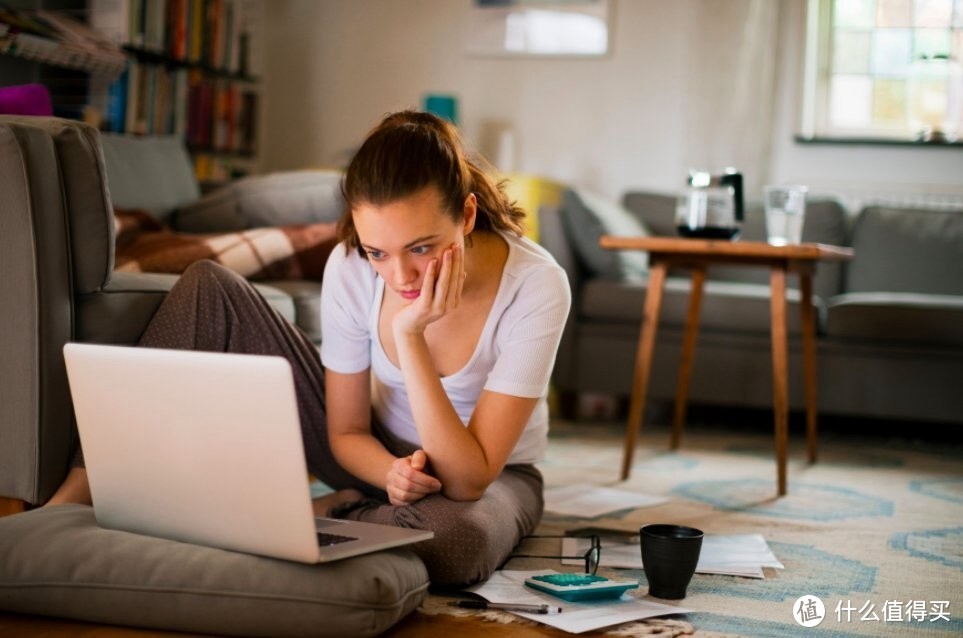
[{"xmin": 50, "ymin": 110, "xmax": 571, "ymax": 586}]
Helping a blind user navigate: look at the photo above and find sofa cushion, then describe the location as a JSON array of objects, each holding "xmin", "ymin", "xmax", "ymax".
[
  {"xmin": 174, "ymin": 170, "xmax": 346, "ymax": 232},
  {"xmin": 581, "ymin": 277, "xmax": 817, "ymax": 335},
  {"xmin": 76, "ymin": 272, "xmax": 297, "ymax": 345},
  {"xmin": 825, "ymin": 292, "xmax": 963, "ymax": 347},
  {"xmin": 100, "ymin": 133, "xmax": 201, "ymax": 221},
  {"xmin": 621, "ymin": 191, "xmax": 678, "ymax": 236},
  {"xmin": 0, "ymin": 505, "xmax": 429, "ymax": 637},
  {"xmin": 846, "ymin": 206, "xmax": 963, "ymax": 295},
  {"xmin": 264, "ymin": 280, "xmax": 323, "ymax": 344},
  {"xmin": 561, "ymin": 187, "xmax": 649, "ymax": 280}
]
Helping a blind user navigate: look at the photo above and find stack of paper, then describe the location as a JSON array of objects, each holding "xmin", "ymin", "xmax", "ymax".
[
  {"xmin": 563, "ymin": 533, "xmax": 783, "ymax": 579},
  {"xmin": 466, "ymin": 570, "xmax": 689, "ymax": 634},
  {"xmin": 543, "ymin": 485, "xmax": 782, "ymax": 578},
  {"xmin": 544, "ymin": 484, "xmax": 669, "ymax": 517}
]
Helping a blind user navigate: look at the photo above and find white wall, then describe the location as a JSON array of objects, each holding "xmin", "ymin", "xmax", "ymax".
[{"xmin": 260, "ymin": 0, "xmax": 962, "ymax": 206}]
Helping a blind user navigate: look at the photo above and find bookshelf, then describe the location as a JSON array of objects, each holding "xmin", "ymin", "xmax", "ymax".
[{"xmin": 0, "ymin": 0, "xmax": 260, "ymax": 185}]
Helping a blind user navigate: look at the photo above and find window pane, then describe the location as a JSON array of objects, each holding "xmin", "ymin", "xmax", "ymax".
[
  {"xmin": 878, "ymin": 0, "xmax": 913, "ymax": 26},
  {"xmin": 831, "ymin": 75, "xmax": 873, "ymax": 127},
  {"xmin": 909, "ymin": 76, "xmax": 950, "ymax": 133},
  {"xmin": 873, "ymin": 78, "xmax": 909, "ymax": 123},
  {"xmin": 956, "ymin": 0, "xmax": 963, "ymax": 26},
  {"xmin": 914, "ymin": 0, "xmax": 953, "ymax": 26},
  {"xmin": 836, "ymin": 0, "xmax": 877, "ymax": 28},
  {"xmin": 873, "ymin": 29, "xmax": 914, "ymax": 73},
  {"xmin": 835, "ymin": 31, "xmax": 873, "ymax": 72},
  {"xmin": 914, "ymin": 28, "xmax": 953, "ymax": 55},
  {"xmin": 954, "ymin": 29, "xmax": 963, "ymax": 58}
]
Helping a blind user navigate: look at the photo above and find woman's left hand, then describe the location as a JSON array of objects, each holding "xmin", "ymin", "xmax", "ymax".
[
  {"xmin": 392, "ymin": 244, "xmax": 465, "ymax": 337},
  {"xmin": 386, "ymin": 449, "xmax": 442, "ymax": 506}
]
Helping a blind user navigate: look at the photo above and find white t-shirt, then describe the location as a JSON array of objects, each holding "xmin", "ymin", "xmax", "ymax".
[{"xmin": 319, "ymin": 232, "xmax": 571, "ymax": 465}]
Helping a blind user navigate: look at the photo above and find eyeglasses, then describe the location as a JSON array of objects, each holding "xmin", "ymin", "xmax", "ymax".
[{"xmin": 504, "ymin": 535, "xmax": 601, "ymax": 575}]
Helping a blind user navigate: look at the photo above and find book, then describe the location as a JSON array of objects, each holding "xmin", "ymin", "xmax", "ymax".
[
  {"xmin": 239, "ymin": 88, "xmax": 256, "ymax": 154},
  {"xmin": 104, "ymin": 64, "xmax": 128, "ymax": 132},
  {"xmin": 124, "ymin": 61, "xmax": 141, "ymax": 133}
]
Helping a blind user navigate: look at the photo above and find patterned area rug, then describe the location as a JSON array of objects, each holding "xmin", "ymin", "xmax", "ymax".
[{"xmin": 422, "ymin": 418, "xmax": 963, "ymax": 637}]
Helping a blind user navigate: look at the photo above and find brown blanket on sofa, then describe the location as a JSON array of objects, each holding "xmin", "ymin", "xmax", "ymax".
[{"xmin": 114, "ymin": 209, "xmax": 338, "ymax": 282}]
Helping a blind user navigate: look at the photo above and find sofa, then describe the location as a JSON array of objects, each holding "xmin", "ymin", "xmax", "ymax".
[
  {"xmin": 95, "ymin": 131, "xmax": 347, "ymax": 346},
  {"xmin": 540, "ymin": 188, "xmax": 963, "ymax": 425},
  {"xmin": 0, "ymin": 116, "xmax": 428, "ymax": 636}
]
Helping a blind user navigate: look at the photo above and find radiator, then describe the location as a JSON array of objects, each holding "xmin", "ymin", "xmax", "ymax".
[{"xmin": 811, "ymin": 187, "xmax": 963, "ymax": 215}]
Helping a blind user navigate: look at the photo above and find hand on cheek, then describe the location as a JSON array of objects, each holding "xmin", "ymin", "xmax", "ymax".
[{"xmin": 393, "ymin": 244, "xmax": 465, "ymax": 337}]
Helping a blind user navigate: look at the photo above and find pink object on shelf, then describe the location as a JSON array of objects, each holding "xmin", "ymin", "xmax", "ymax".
[{"xmin": 0, "ymin": 83, "xmax": 53, "ymax": 116}]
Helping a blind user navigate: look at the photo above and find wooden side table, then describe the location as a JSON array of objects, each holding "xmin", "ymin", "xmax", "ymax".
[{"xmin": 599, "ymin": 236, "xmax": 853, "ymax": 496}]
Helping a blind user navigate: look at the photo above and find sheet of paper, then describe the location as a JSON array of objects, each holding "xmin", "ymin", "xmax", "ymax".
[
  {"xmin": 562, "ymin": 533, "xmax": 782, "ymax": 579},
  {"xmin": 544, "ymin": 485, "xmax": 669, "ymax": 518},
  {"xmin": 699, "ymin": 533, "xmax": 784, "ymax": 570},
  {"xmin": 466, "ymin": 570, "xmax": 689, "ymax": 634}
]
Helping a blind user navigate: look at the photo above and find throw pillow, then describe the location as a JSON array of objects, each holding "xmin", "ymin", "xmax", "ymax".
[
  {"xmin": 173, "ymin": 170, "xmax": 346, "ymax": 232},
  {"xmin": 114, "ymin": 209, "xmax": 338, "ymax": 282},
  {"xmin": 0, "ymin": 83, "xmax": 53, "ymax": 116},
  {"xmin": 560, "ymin": 187, "xmax": 650, "ymax": 280},
  {"xmin": 0, "ymin": 505, "xmax": 429, "ymax": 638}
]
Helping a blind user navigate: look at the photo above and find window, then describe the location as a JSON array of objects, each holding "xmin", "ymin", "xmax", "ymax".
[
  {"xmin": 466, "ymin": 0, "xmax": 611, "ymax": 58},
  {"xmin": 802, "ymin": 0, "xmax": 963, "ymax": 142}
]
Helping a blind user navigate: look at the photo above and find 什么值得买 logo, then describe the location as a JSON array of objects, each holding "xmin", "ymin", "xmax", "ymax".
[{"xmin": 793, "ymin": 595, "xmax": 825, "ymax": 628}]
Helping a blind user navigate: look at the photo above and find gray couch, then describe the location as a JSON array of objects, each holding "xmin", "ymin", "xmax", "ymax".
[
  {"xmin": 0, "ymin": 116, "xmax": 427, "ymax": 636},
  {"xmin": 540, "ymin": 189, "xmax": 963, "ymax": 425}
]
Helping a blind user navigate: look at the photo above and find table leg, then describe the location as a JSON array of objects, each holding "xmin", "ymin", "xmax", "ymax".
[
  {"xmin": 671, "ymin": 266, "xmax": 706, "ymax": 450},
  {"xmin": 770, "ymin": 267, "xmax": 789, "ymax": 496},
  {"xmin": 800, "ymin": 271, "xmax": 818, "ymax": 464},
  {"xmin": 622, "ymin": 261, "xmax": 667, "ymax": 481}
]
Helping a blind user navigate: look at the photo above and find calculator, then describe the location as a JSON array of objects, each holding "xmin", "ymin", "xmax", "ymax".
[{"xmin": 524, "ymin": 573, "xmax": 639, "ymax": 602}]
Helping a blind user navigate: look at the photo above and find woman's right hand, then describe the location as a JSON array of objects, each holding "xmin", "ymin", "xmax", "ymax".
[
  {"xmin": 386, "ymin": 449, "xmax": 443, "ymax": 506},
  {"xmin": 392, "ymin": 245, "xmax": 465, "ymax": 338}
]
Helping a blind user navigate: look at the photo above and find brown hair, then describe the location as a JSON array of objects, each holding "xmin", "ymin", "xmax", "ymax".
[{"xmin": 339, "ymin": 110, "xmax": 525, "ymax": 254}]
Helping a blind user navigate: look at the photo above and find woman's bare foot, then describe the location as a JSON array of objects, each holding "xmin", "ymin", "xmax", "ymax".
[
  {"xmin": 45, "ymin": 467, "xmax": 92, "ymax": 506},
  {"xmin": 312, "ymin": 488, "xmax": 364, "ymax": 517}
]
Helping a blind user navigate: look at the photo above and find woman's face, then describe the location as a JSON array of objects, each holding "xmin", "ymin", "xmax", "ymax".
[{"xmin": 352, "ymin": 186, "xmax": 475, "ymax": 302}]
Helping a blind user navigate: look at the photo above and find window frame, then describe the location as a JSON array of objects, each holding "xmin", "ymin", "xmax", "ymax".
[{"xmin": 800, "ymin": 0, "xmax": 963, "ymax": 145}]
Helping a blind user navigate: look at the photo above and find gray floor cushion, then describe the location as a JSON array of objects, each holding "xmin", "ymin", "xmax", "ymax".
[{"xmin": 0, "ymin": 505, "xmax": 429, "ymax": 637}]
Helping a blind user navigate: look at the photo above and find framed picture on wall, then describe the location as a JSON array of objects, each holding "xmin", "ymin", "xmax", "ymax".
[{"xmin": 466, "ymin": 0, "xmax": 611, "ymax": 58}]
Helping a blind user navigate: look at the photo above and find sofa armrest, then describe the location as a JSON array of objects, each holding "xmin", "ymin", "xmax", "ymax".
[{"xmin": 0, "ymin": 118, "xmax": 74, "ymax": 504}]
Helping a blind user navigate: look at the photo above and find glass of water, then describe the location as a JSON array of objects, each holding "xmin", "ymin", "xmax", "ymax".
[{"xmin": 764, "ymin": 185, "xmax": 808, "ymax": 246}]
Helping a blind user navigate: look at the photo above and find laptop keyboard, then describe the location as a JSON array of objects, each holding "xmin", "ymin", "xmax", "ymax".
[{"xmin": 316, "ymin": 531, "xmax": 358, "ymax": 546}]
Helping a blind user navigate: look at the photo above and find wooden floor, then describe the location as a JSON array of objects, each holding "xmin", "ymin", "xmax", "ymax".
[
  {"xmin": 0, "ymin": 497, "xmax": 27, "ymax": 517},
  {"xmin": 0, "ymin": 610, "xmax": 579, "ymax": 637}
]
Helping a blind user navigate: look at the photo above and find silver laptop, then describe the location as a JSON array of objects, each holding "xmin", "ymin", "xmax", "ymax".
[{"xmin": 63, "ymin": 343, "xmax": 432, "ymax": 564}]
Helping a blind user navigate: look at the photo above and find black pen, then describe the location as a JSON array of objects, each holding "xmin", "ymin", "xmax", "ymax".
[{"xmin": 451, "ymin": 600, "xmax": 562, "ymax": 614}]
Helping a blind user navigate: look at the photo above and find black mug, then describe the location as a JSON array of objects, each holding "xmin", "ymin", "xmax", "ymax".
[{"xmin": 639, "ymin": 524, "xmax": 704, "ymax": 599}]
